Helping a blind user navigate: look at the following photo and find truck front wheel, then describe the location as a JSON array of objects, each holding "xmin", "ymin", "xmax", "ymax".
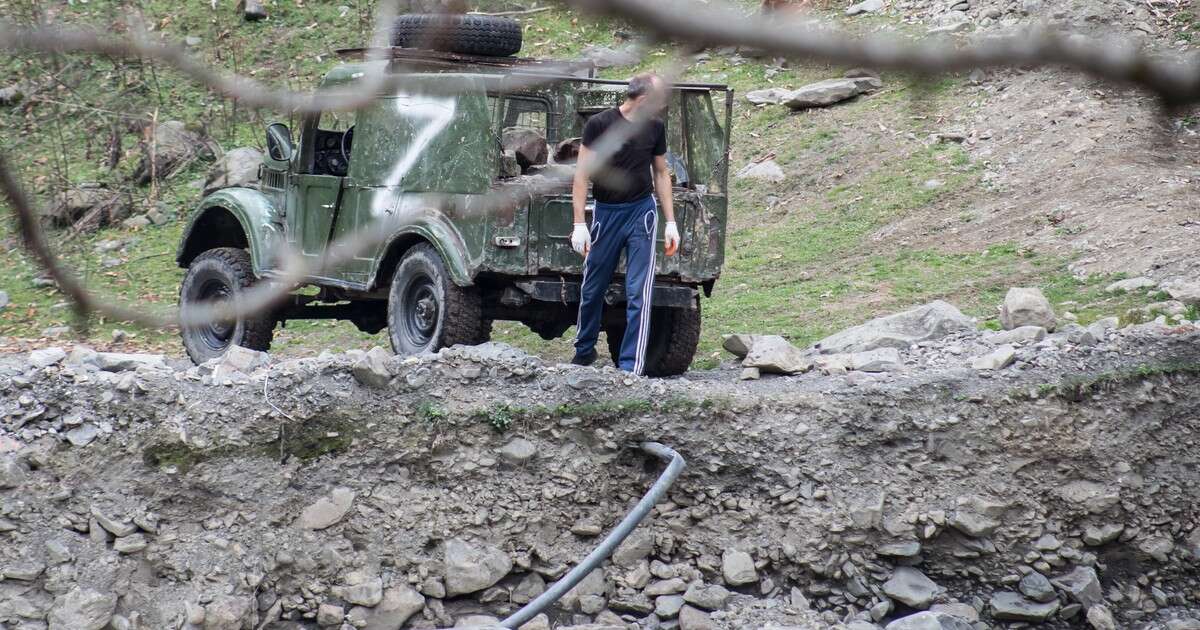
[
  {"xmin": 179, "ymin": 247, "xmax": 275, "ymax": 364},
  {"xmin": 387, "ymin": 243, "xmax": 486, "ymax": 356},
  {"xmin": 604, "ymin": 298, "xmax": 702, "ymax": 377}
]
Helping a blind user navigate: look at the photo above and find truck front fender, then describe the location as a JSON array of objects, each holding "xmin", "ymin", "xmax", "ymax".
[
  {"xmin": 371, "ymin": 211, "xmax": 473, "ymax": 289},
  {"xmin": 176, "ymin": 188, "xmax": 283, "ymax": 275}
]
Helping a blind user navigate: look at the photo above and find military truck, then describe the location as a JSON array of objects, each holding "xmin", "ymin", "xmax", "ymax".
[{"xmin": 176, "ymin": 16, "xmax": 731, "ymax": 376}]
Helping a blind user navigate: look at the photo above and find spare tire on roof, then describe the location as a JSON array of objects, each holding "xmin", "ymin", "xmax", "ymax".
[{"xmin": 391, "ymin": 14, "xmax": 522, "ymax": 57}]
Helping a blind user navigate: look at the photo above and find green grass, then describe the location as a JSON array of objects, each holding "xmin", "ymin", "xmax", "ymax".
[{"xmin": 0, "ymin": 2, "xmax": 1176, "ymax": 368}]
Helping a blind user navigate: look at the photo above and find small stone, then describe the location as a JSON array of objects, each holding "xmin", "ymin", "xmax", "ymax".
[
  {"xmin": 949, "ymin": 510, "xmax": 999, "ymax": 537},
  {"xmin": 742, "ymin": 335, "xmax": 811, "ymax": 374},
  {"xmin": 877, "ymin": 542, "xmax": 922, "ymax": 558},
  {"xmin": 885, "ymin": 611, "xmax": 973, "ymax": 630},
  {"xmin": 740, "ymin": 366, "xmax": 761, "ymax": 381},
  {"xmin": 29, "ymin": 347, "xmax": 67, "ymax": 368},
  {"xmin": 849, "ymin": 347, "xmax": 903, "ymax": 372},
  {"xmin": 1018, "ymin": 572, "xmax": 1055, "ymax": 603},
  {"xmin": 678, "ymin": 605, "xmax": 715, "ymax": 630},
  {"xmin": 352, "ymin": 346, "xmax": 392, "ymax": 388},
  {"xmin": 1087, "ymin": 604, "xmax": 1117, "ymax": 630},
  {"xmin": 1106, "ymin": 277, "xmax": 1157, "ymax": 293},
  {"xmin": 444, "ymin": 538, "xmax": 513, "ymax": 596},
  {"xmin": 0, "ymin": 455, "xmax": 29, "ymax": 489},
  {"xmin": 683, "ymin": 583, "xmax": 731, "ymax": 610},
  {"xmin": 317, "ymin": 603, "xmax": 344, "ymax": 627},
  {"xmin": 113, "ymin": 533, "xmax": 148, "ymax": 554},
  {"xmin": 570, "ymin": 519, "xmax": 602, "ymax": 537},
  {"xmin": 845, "ymin": 0, "xmax": 883, "ymax": 15},
  {"xmin": 721, "ymin": 548, "xmax": 758, "ymax": 585},
  {"xmin": 298, "ymin": 487, "xmax": 355, "ymax": 530},
  {"xmin": 1083, "ymin": 523, "xmax": 1124, "ymax": 546},
  {"xmin": 983, "ymin": 326, "xmax": 1046, "ymax": 345},
  {"xmin": 883, "ymin": 567, "xmax": 940, "ymax": 609},
  {"xmin": 646, "ymin": 577, "xmax": 687, "ymax": 596},
  {"xmin": 613, "ymin": 530, "xmax": 654, "ymax": 568},
  {"xmin": 47, "ymin": 588, "xmax": 117, "ymax": 630},
  {"xmin": 656, "ymin": 594, "xmax": 686, "ymax": 618},
  {"xmin": 735, "ymin": 159, "xmax": 786, "ymax": 183},
  {"xmin": 1052, "ymin": 566, "xmax": 1104, "ymax": 609},
  {"xmin": 90, "ymin": 507, "xmax": 137, "ymax": 537},
  {"xmin": 990, "ymin": 591, "xmax": 1060, "ymax": 622},
  {"xmin": 66, "ymin": 424, "xmax": 100, "ymax": 447},
  {"xmin": 498, "ymin": 438, "xmax": 537, "ymax": 465},
  {"xmin": 971, "ymin": 345, "xmax": 1016, "ymax": 370},
  {"xmin": 929, "ymin": 603, "xmax": 978, "ymax": 622}
]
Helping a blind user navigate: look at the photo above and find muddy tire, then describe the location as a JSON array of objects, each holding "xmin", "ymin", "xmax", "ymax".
[
  {"xmin": 605, "ymin": 299, "xmax": 702, "ymax": 377},
  {"xmin": 179, "ymin": 247, "xmax": 274, "ymax": 364},
  {"xmin": 387, "ymin": 243, "xmax": 485, "ymax": 356},
  {"xmin": 391, "ymin": 14, "xmax": 522, "ymax": 57}
]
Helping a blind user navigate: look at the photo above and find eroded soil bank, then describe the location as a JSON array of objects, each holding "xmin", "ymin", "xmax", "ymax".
[{"xmin": 3, "ymin": 325, "xmax": 1200, "ymax": 629}]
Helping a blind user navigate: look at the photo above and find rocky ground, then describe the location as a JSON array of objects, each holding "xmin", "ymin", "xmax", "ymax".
[{"xmin": 4, "ymin": 290, "xmax": 1200, "ymax": 630}]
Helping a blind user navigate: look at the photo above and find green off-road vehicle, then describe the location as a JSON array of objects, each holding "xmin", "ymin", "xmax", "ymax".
[{"xmin": 176, "ymin": 16, "xmax": 731, "ymax": 376}]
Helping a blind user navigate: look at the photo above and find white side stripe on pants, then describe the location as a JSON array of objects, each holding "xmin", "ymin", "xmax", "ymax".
[{"xmin": 633, "ymin": 200, "xmax": 658, "ymax": 375}]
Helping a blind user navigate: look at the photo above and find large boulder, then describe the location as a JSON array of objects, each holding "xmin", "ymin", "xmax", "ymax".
[
  {"xmin": 999, "ymin": 287, "xmax": 1056, "ymax": 332},
  {"xmin": 581, "ymin": 45, "xmax": 640, "ymax": 68},
  {"xmin": 745, "ymin": 88, "xmax": 794, "ymax": 105},
  {"xmin": 44, "ymin": 184, "xmax": 132, "ymax": 231},
  {"xmin": 989, "ymin": 591, "xmax": 1060, "ymax": 622},
  {"xmin": 735, "ymin": 159, "xmax": 785, "ymax": 183},
  {"xmin": 814, "ymin": 301, "xmax": 973, "ymax": 354},
  {"xmin": 133, "ymin": 120, "xmax": 215, "ymax": 185},
  {"xmin": 783, "ymin": 78, "xmax": 862, "ymax": 110},
  {"xmin": 203, "ymin": 147, "xmax": 263, "ymax": 196}
]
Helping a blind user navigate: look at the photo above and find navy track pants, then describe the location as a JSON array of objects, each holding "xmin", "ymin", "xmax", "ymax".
[{"xmin": 574, "ymin": 194, "xmax": 658, "ymax": 375}]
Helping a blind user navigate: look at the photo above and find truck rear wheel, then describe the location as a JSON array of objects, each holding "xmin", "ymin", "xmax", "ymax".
[
  {"xmin": 391, "ymin": 14, "xmax": 523, "ymax": 57},
  {"xmin": 179, "ymin": 247, "xmax": 275, "ymax": 364},
  {"xmin": 605, "ymin": 299, "xmax": 702, "ymax": 377},
  {"xmin": 388, "ymin": 243, "xmax": 485, "ymax": 356}
]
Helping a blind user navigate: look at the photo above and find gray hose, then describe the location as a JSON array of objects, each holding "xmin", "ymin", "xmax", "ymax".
[{"xmin": 499, "ymin": 441, "xmax": 686, "ymax": 629}]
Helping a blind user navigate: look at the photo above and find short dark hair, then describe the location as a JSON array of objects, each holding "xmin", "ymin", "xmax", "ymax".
[{"xmin": 627, "ymin": 73, "xmax": 659, "ymax": 100}]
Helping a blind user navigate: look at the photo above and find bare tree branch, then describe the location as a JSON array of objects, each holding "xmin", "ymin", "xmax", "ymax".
[{"xmin": 565, "ymin": 0, "xmax": 1200, "ymax": 106}]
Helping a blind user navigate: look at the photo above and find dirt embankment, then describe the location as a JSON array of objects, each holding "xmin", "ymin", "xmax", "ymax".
[{"xmin": 3, "ymin": 324, "xmax": 1200, "ymax": 630}]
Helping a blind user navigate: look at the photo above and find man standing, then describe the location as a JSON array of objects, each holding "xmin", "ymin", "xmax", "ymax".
[{"xmin": 569, "ymin": 73, "xmax": 681, "ymax": 375}]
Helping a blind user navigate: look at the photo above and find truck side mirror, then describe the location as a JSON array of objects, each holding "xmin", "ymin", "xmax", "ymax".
[{"xmin": 266, "ymin": 123, "xmax": 295, "ymax": 162}]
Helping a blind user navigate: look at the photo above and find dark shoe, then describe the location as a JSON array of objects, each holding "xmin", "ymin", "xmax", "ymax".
[{"xmin": 570, "ymin": 350, "xmax": 597, "ymax": 366}]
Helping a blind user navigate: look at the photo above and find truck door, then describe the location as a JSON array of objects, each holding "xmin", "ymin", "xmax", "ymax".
[{"xmin": 288, "ymin": 111, "xmax": 353, "ymax": 273}]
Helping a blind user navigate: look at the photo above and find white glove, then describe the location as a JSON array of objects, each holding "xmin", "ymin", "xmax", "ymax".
[
  {"xmin": 664, "ymin": 221, "xmax": 681, "ymax": 254},
  {"xmin": 571, "ymin": 222, "xmax": 591, "ymax": 256}
]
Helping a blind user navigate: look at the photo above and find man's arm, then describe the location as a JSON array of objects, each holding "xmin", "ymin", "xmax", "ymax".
[
  {"xmin": 570, "ymin": 146, "xmax": 593, "ymax": 255},
  {"xmin": 652, "ymin": 154, "xmax": 680, "ymax": 254},
  {"xmin": 651, "ymin": 154, "xmax": 675, "ymax": 223}
]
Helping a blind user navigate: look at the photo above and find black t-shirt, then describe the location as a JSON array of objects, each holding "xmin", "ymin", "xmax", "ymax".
[{"xmin": 581, "ymin": 107, "xmax": 667, "ymax": 204}]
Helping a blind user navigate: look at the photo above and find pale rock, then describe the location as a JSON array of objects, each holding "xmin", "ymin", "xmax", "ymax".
[
  {"xmin": 983, "ymin": 326, "xmax": 1045, "ymax": 345},
  {"xmin": 317, "ymin": 603, "xmax": 344, "ymax": 627},
  {"xmin": 735, "ymin": 159, "xmax": 786, "ymax": 183},
  {"xmin": 783, "ymin": 78, "xmax": 862, "ymax": 109},
  {"xmin": 1051, "ymin": 566, "xmax": 1104, "ymax": 610},
  {"xmin": 1166, "ymin": 280, "xmax": 1200, "ymax": 305},
  {"xmin": 849, "ymin": 347, "xmax": 903, "ymax": 372},
  {"xmin": 745, "ymin": 88, "xmax": 794, "ymax": 105},
  {"xmin": 971, "ymin": 345, "xmax": 1016, "ymax": 370},
  {"xmin": 721, "ymin": 548, "xmax": 758, "ymax": 585},
  {"xmin": 990, "ymin": 591, "xmax": 1060, "ymax": 622},
  {"xmin": 1105, "ymin": 277, "xmax": 1157, "ymax": 293},
  {"xmin": 883, "ymin": 567, "xmax": 939, "ymax": 609},
  {"xmin": 741, "ymin": 335, "xmax": 811, "ymax": 374},
  {"xmin": 613, "ymin": 530, "xmax": 654, "ymax": 567},
  {"xmin": 47, "ymin": 588, "xmax": 117, "ymax": 630},
  {"xmin": 1018, "ymin": 572, "xmax": 1055, "ymax": 603},
  {"xmin": 683, "ymin": 582, "xmax": 731, "ymax": 610},
  {"xmin": 444, "ymin": 538, "xmax": 513, "ymax": 596},
  {"xmin": 885, "ymin": 611, "xmax": 973, "ymax": 630},
  {"xmin": 845, "ymin": 0, "xmax": 883, "ymax": 15},
  {"xmin": 1087, "ymin": 604, "xmax": 1117, "ymax": 630},
  {"xmin": 352, "ymin": 346, "xmax": 393, "ymax": 388},
  {"xmin": 678, "ymin": 605, "xmax": 715, "ymax": 630},
  {"xmin": 0, "ymin": 454, "xmax": 29, "ymax": 489},
  {"xmin": 203, "ymin": 147, "xmax": 263, "ymax": 196},
  {"xmin": 29, "ymin": 347, "xmax": 67, "ymax": 368},
  {"xmin": 298, "ymin": 487, "xmax": 356, "ymax": 530},
  {"xmin": 1000, "ymin": 287, "xmax": 1056, "ymax": 331},
  {"xmin": 721, "ymin": 333, "xmax": 761, "ymax": 358},
  {"xmin": 815, "ymin": 300, "xmax": 973, "ymax": 353},
  {"xmin": 357, "ymin": 585, "xmax": 424, "ymax": 630},
  {"xmin": 1056, "ymin": 480, "xmax": 1119, "ymax": 514},
  {"xmin": 498, "ymin": 438, "xmax": 537, "ymax": 465}
]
